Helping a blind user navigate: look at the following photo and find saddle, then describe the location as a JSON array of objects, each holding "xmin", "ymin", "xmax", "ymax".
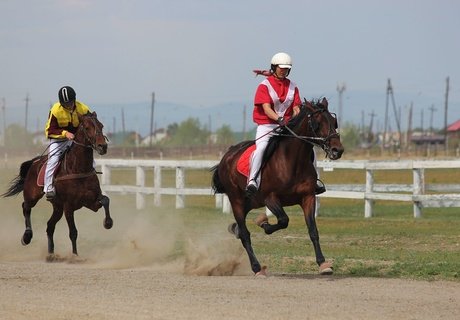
[
  {"xmin": 236, "ymin": 144, "xmax": 256, "ymax": 178},
  {"xmin": 37, "ymin": 159, "xmax": 61, "ymax": 187}
]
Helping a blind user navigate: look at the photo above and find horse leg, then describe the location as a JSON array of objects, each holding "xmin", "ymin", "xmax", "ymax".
[
  {"xmin": 230, "ymin": 202, "xmax": 264, "ymax": 275},
  {"xmin": 99, "ymin": 195, "xmax": 113, "ymax": 229},
  {"xmin": 256, "ymin": 198, "xmax": 289, "ymax": 235},
  {"xmin": 86, "ymin": 194, "xmax": 113, "ymax": 229},
  {"xmin": 46, "ymin": 204, "xmax": 64, "ymax": 260},
  {"xmin": 64, "ymin": 209, "xmax": 79, "ymax": 256},
  {"xmin": 301, "ymin": 195, "xmax": 333, "ymax": 275},
  {"xmin": 21, "ymin": 201, "xmax": 33, "ymax": 245}
]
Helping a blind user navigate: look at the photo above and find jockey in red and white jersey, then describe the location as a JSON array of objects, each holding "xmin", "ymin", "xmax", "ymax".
[{"xmin": 246, "ymin": 52, "xmax": 301, "ymax": 197}]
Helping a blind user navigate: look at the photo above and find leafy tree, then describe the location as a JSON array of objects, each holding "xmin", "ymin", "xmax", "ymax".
[
  {"xmin": 166, "ymin": 123, "xmax": 178, "ymax": 137},
  {"xmin": 215, "ymin": 125, "xmax": 235, "ymax": 145},
  {"xmin": 340, "ymin": 122, "xmax": 361, "ymax": 150},
  {"xmin": 166, "ymin": 118, "xmax": 210, "ymax": 146}
]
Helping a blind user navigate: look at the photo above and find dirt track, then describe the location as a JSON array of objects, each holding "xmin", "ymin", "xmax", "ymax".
[{"xmin": 0, "ymin": 260, "xmax": 459, "ymax": 320}]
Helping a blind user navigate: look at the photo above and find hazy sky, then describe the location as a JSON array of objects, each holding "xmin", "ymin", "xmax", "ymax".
[{"xmin": 1, "ymin": 0, "xmax": 459, "ymax": 130}]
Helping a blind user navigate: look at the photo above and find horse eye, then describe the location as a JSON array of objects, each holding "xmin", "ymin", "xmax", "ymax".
[{"xmin": 311, "ymin": 120, "xmax": 319, "ymax": 131}]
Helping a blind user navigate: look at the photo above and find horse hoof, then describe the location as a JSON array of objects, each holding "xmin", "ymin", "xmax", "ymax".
[
  {"xmin": 227, "ymin": 223, "xmax": 240, "ymax": 239},
  {"xmin": 254, "ymin": 213, "xmax": 268, "ymax": 228},
  {"xmin": 103, "ymin": 218, "xmax": 113, "ymax": 229},
  {"xmin": 69, "ymin": 254, "xmax": 86, "ymax": 264},
  {"xmin": 319, "ymin": 262, "xmax": 333, "ymax": 275},
  {"xmin": 255, "ymin": 266, "xmax": 268, "ymax": 278},
  {"xmin": 21, "ymin": 230, "xmax": 33, "ymax": 245},
  {"xmin": 46, "ymin": 254, "xmax": 64, "ymax": 263}
]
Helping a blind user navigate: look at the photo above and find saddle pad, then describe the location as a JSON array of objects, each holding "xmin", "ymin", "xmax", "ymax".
[
  {"xmin": 37, "ymin": 160, "xmax": 61, "ymax": 187},
  {"xmin": 236, "ymin": 144, "xmax": 256, "ymax": 177},
  {"xmin": 37, "ymin": 161, "xmax": 47, "ymax": 186}
]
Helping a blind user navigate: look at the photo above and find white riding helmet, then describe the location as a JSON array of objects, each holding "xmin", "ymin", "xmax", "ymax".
[{"xmin": 270, "ymin": 52, "xmax": 292, "ymax": 69}]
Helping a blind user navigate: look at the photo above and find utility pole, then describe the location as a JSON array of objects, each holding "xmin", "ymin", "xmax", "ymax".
[
  {"xmin": 428, "ymin": 104, "xmax": 436, "ymax": 135},
  {"xmin": 443, "ymin": 76, "xmax": 450, "ymax": 153},
  {"xmin": 336, "ymin": 82, "xmax": 346, "ymax": 128},
  {"xmin": 382, "ymin": 79, "xmax": 390, "ymax": 153},
  {"xmin": 1, "ymin": 98, "xmax": 5, "ymax": 145},
  {"xmin": 24, "ymin": 93, "xmax": 30, "ymax": 132},
  {"xmin": 121, "ymin": 108, "xmax": 126, "ymax": 134},
  {"xmin": 149, "ymin": 92, "xmax": 155, "ymax": 148},
  {"xmin": 384, "ymin": 79, "xmax": 402, "ymax": 151},
  {"xmin": 407, "ymin": 102, "xmax": 413, "ymax": 151},
  {"xmin": 242, "ymin": 105, "xmax": 247, "ymax": 140},
  {"xmin": 421, "ymin": 108, "xmax": 424, "ymax": 135}
]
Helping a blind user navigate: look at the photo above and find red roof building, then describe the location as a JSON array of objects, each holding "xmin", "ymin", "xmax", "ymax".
[{"xmin": 447, "ymin": 119, "xmax": 460, "ymax": 132}]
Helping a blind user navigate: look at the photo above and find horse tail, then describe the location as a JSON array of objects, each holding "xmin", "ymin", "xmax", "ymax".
[
  {"xmin": 211, "ymin": 164, "xmax": 226, "ymax": 194},
  {"xmin": 1, "ymin": 157, "xmax": 38, "ymax": 197}
]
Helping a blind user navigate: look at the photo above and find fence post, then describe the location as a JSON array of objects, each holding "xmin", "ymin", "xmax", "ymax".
[
  {"xmin": 176, "ymin": 167, "xmax": 185, "ymax": 208},
  {"xmin": 100, "ymin": 164, "xmax": 111, "ymax": 186},
  {"xmin": 154, "ymin": 165, "xmax": 161, "ymax": 207},
  {"xmin": 222, "ymin": 195, "xmax": 232, "ymax": 214},
  {"xmin": 136, "ymin": 166, "xmax": 146, "ymax": 210},
  {"xmin": 413, "ymin": 168, "xmax": 424, "ymax": 218},
  {"xmin": 364, "ymin": 169, "xmax": 374, "ymax": 218},
  {"xmin": 215, "ymin": 193, "xmax": 223, "ymax": 209}
]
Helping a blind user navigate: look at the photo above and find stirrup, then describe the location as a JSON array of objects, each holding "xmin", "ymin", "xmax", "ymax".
[
  {"xmin": 245, "ymin": 184, "xmax": 258, "ymax": 199},
  {"xmin": 45, "ymin": 190, "xmax": 56, "ymax": 201},
  {"xmin": 315, "ymin": 179, "xmax": 326, "ymax": 195}
]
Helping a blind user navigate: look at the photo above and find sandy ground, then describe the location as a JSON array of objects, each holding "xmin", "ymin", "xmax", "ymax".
[
  {"xmin": 0, "ymin": 193, "xmax": 459, "ymax": 319},
  {"xmin": 1, "ymin": 261, "xmax": 459, "ymax": 320}
]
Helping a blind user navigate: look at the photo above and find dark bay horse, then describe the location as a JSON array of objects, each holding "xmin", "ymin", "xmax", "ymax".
[
  {"xmin": 2, "ymin": 112, "xmax": 113, "ymax": 261},
  {"xmin": 212, "ymin": 98, "xmax": 344, "ymax": 276}
]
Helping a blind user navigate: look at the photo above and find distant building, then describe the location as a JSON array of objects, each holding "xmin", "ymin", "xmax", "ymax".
[
  {"xmin": 447, "ymin": 119, "xmax": 460, "ymax": 133},
  {"xmin": 140, "ymin": 128, "xmax": 167, "ymax": 146},
  {"xmin": 410, "ymin": 131, "xmax": 445, "ymax": 145}
]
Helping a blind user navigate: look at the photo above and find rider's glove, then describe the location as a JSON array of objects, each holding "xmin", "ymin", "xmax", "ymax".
[{"xmin": 277, "ymin": 116, "xmax": 286, "ymax": 126}]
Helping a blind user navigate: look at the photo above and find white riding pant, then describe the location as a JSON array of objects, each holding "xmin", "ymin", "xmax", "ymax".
[
  {"xmin": 44, "ymin": 139, "xmax": 72, "ymax": 193},
  {"xmin": 248, "ymin": 124, "xmax": 278, "ymax": 189}
]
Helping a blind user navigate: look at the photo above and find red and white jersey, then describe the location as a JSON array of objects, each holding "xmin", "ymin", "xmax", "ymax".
[{"xmin": 253, "ymin": 75, "xmax": 301, "ymax": 125}]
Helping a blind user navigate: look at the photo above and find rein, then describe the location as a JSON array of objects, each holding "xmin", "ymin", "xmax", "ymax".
[
  {"xmin": 275, "ymin": 108, "xmax": 340, "ymax": 152},
  {"xmin": 60, "ymin": 114, "xmax": 106, "ymax": 177}
]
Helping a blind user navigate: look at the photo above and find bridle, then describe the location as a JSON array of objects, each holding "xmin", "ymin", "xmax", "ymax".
[
  {"xmin": 72, "ymin": 115, "xmax": 108, "ymax": 151},
  {"xmin": 275, "ymin": 104, "xmax": 340, "ymax": 154}
]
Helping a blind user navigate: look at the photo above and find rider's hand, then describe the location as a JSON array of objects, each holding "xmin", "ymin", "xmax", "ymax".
[
  {"xmin": 277, "ymin": 116, "xmax": 286, "ymax": 126},
  {"xmin": 65, "ymin": 131, "xmax": 75, "ymax": 140}
]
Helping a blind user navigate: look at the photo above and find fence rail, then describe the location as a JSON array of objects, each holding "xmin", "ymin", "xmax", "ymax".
[{"xmin": 95, "ymin": 159, "xmax": 460, "ymax": 218}]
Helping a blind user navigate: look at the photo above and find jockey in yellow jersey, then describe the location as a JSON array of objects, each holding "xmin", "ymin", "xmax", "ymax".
[{"xmin": 44, "ymin": 86, "xmax": 91, "ymax": 200}]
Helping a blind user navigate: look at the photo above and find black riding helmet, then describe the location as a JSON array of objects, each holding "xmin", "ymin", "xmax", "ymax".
[{"xmin": 58, "ymin": 86, "xmax": 76, "ymax": 104}]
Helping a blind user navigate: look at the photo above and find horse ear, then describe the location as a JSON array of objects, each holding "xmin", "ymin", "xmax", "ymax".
[
  {"xmin": 321, "ymin": 97, "xmax": 328, "ymax": 108},
  {"xmin": 92, "ymin": 111, "xmax": 97, "ymax": 117},
  {"xmin": 303, "ymin": 98, "xmax": 313, "ymax": 108}
]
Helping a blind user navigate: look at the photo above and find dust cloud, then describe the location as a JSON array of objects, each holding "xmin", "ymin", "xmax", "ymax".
[{"xmin": 0, "ymin": 191, "xmax": 250, "ymax": 276}]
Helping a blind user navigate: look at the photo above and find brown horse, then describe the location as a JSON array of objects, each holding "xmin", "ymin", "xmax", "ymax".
[
  {"xmin": 211, "ymin": 98, "xmax": 344, "ymax": 276},
  {"xmin": 2, "ymin": 112, "xmax": 113, "ymax": 260}
]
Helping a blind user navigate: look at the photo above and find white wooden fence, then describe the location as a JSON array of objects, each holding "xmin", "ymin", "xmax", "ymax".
[{"xmin": 95, "ymin": 159, "xmax": 460, "ymax": 218}]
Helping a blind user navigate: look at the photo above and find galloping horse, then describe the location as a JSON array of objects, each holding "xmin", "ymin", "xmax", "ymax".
[
  {"xmin": 212, "ymin": 98, "xmax": 344, "ymax": 276},
  {"xmin": 2, "ymin": 112, "xmax": 113, "ymax": 260}
]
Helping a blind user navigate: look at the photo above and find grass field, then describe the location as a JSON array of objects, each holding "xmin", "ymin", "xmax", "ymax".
[{"xmin": 1, "ymin": 162, "xmax": 459, "ymax": 281}]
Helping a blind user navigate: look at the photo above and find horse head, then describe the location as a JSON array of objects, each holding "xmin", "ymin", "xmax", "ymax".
[
  {"xmin": 77, "ymin": 112, "xmax": 108, "ymax": 155},
  {"xmin": 290, "ymin": 98, "xmax": 344, "ymax": 160}
]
